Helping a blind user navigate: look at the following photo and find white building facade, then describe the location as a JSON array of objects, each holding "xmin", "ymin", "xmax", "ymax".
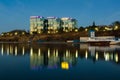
[
  {"xmin": 61, "ymin": 17, "xmax": 77, "ymax": 32},
  {"xmin": 47, "ymin": 17, "xmax": 61, "ymax": 33},
  {"xmin": 30, "ymin": 16, "xmax": 45, "ymax": 34},
  {"xmin": 30, "ymin": 16, "xmax": 78, "ymax": 34}
]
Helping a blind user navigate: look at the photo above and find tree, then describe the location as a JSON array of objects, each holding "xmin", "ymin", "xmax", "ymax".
[
  {"xmin": 78, "ymin": 26, "xmax": 85, "ymax": 32},
  {"xmin": 112, "ymin": 21, "xmax": 120, "ymax": 30},
  {"xmin": 112, "ymin": 21, "xmax": 120, "ymax": 26}
]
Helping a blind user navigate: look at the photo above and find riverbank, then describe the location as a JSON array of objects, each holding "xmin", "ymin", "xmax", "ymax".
[
  {"xmin": 0, "ymin": 31, "xmax": 88, "ymax": 42},
  {"xmin": 0, "ymin": 30, "xmax": 120, "ymax": 43}
]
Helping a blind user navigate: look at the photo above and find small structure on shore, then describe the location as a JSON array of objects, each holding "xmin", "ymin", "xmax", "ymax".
[{"xmin": 80, "ymin": 30, "xmax": 120, "ymax": 45}]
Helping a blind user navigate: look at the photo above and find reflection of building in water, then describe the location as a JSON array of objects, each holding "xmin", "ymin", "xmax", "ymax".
[
  {"xmin": 89, "ymin": 46, "xmax": 95, "ymax": 57},
  {"xmin": 47, "ymin": 49, "xmax": 59, "ymax": 69},
  {"xmin": 30, "ymin": 49, "xmax": 44, "ymax": 69},
  {"xmin": 1, "ymin": 44, "xmax": 4, "ymax": 55},
  {"xmin": 61, "ymin": 62, "xmax": 69, "ymax": 70},
  {"xmin": 88, "ymin": 46, "xmax": 120, "ymax": 63},
  {"xmin": 30, "ymin": 47, "xmax": 77, "ymax": 70},
  {"xmin": 0, "ymin": 43, "xmax": 120, "ymax": 70}
]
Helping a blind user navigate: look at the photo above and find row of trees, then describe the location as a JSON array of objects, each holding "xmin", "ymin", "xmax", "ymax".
[{"xmin": 78, "ymin": 21, "xmax": 120, "ymax": 32}]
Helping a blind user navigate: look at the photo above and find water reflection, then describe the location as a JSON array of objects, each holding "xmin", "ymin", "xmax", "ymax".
[
  {"xmin": 87, "ymin": 45, "xmax": 120, "ymax": 63},
  {"xmin": 30, "ymin": 45, "xmax": 77, "ymax": 70},
  {"xmin": 0, "ymin": 43, "xmax": 29, "ymax": 56},
  {"xmin": 0, "ymin": 43, "xmax": 120, "ymax": 70}
]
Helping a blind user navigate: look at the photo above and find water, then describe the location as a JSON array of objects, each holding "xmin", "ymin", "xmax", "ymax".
[{"xmin": 0, "ymin": 43, "xmax": 120, "ymax": 80}]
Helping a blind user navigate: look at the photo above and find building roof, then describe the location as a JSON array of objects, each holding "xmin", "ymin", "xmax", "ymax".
[
  {"xmin": 61, "ymin": 17, "xmax": 72, "ymax": 20},
  {"xmin": 47, "ymin": 17, "xmax": 58, "ymax": 19},
  {"xmin": 30, "ymin": 16, "xmax": 44, "ymax": 19}
]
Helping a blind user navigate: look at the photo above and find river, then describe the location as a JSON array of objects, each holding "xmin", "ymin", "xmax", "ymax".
[{"xmin": 0, "ymin": 43, "xmax": 120, "ymax": 80}]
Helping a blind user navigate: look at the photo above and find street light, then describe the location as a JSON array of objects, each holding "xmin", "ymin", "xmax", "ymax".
[
  {"xmin": 75, "ymin": 29, "xmax": 78, "ymax": 32},
  {"xmin": 85, "ymin": 28, "xmax": 88, "ymax": 31},
  {"xmin": 114, "ymin": 26, "xmax": 118, "ymax": 30},
  {"xmin": 95, "ymin": 27, "xmax": 99, "ymax": 31}
]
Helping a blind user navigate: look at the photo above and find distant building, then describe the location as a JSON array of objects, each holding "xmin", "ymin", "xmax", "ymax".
[
  {"xmin": 89, "ymin": 30, "xmax": 95, "ymax": 38},
  {"xmin": 30, "ymin": 16, "xmax": 45, "ymax": 34},
  {"xmin": 61, "ymin": 17, "xmax": 77, "ymax": 32},
  {"xmin": 47, "ymin": 17, "xmax": 61, "ymax": 33},
  {"xmin": 30, "ymin": 16, "xmax": 78, "ymax": 34}
]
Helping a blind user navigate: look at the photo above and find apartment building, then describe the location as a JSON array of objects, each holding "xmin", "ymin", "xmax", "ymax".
[
  {"xmin": 47, "ymin": 17, "xmax": 61, "ymax": 33},
  {"xmin": 30, "ymin": 16, "xmax": 45, "ymax": 34},
  {"xmin": 30, "ymin": 16, "xmax": 77, "ymax": 34},
  {"xmin": 61, "ymin": 17, "xmax": 77, "ymax": 32}
]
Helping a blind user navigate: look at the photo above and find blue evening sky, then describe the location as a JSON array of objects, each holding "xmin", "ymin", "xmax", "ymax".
[{"xmin": 0, "ymin": 0, "xmax": 120, "ymax": 33}]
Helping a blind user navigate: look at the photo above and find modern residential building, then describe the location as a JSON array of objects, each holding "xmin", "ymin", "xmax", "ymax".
[
  {"xmin": 61, "ymin": 17, "xmax": 77, "ymax": 32},
  {"xmin": 47, "ymin": 17, "xmax": 61, "ymax": 33},
  {"xmin": 30, "ymin": 16, "xmax": 45, "ymax": 34},
  {"xmin": 30, "ymin": 16, "xmax": 78, "ymax": 34}
]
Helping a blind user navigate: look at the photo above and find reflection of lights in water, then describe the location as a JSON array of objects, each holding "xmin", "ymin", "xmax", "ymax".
[
  {"xmin": 66, "ymin": 50, "xmax": 69, "ymax": 57},
  {"xmin": 1, "ymin": 44, "xmax": 3, "ymax": 56},
  {"xmin": 48, "ymin": 48, "xmax": 50, "ymax": 57},
  {"xmin": 115, "ymin": 53, "xmax": 118, "ymax": 62},
  {"xmin": 61, "ymin": 62, "xmax": 69, "ymax": 70},
  {"xmin": 10, "ymin": 45, "xmax": 13, "ymax": 54},
  {"xmin": 30, "ymin": 47, "xmax": 33, "ymax": 56},
  {"xmin": 53, "ymin": 49, "xmax": 55, "ymax": 56},
  {"xmin": 104, "ymin": 53, "xmax": 110, "ymax": 61},
  {"xmin": 38, "ymin": 48, "xmax": 41, "ymax": 56},
  {"xmin": 85, "ymin": 50, "xmax": 88, "ymax": 59},
  {"xmin": 110, "ymin": 54, "xmax": 113, "ymax": 60},
  {"xmin": 7, "ymin": 46, "xmax": 9, "ymax": 55},
  {"xmin": 75, "ymin": 50, "xmax": 78, "ymax": 58},
  {"xmin": 56, "ymin": 49, "xmax": 58, "ymax": 57},
  {"xmin": 22, "ymin": 46, "xmax": 25, "ymax": 55},
  {"xmin": 96, "ymin": 52, "xmax": 98, "ymax": 60},
  {"xmin": 15, "ymin": 46, "xmax": 17, "ymax": 56}
]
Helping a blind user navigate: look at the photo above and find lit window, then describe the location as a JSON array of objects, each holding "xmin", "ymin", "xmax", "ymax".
[
  {"xmin": 65, "ymin": 30, "xmax": 68, "ymax": 32},
  {"xmin": 38, "ymin": 31, "xmax": 41, "ymax": 34},
  {"xmin": 48, "ymin": 31, "xmax": 50, "ymax": 34}
]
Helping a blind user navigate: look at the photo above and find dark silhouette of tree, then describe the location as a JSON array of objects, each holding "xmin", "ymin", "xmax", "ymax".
[
  {"xmin": 111, "ymin": 21, "xmax": 120, "ymax": 30},
  {"xmin": 78, "ymin": 26, "xmax": 85, "ymax": 31},
  {"xmin": 112, "ymin": 21, "xmax": 120, "ymax": 26},
  {"xmin": 92, "ymin": 21, "xmax": 96, "ymax": 27},
  {"xmin": 86, "ymin": 21, "xmax": 97, "ymax": 31}
]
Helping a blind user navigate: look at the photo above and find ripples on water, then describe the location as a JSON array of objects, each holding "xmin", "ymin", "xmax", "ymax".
[{"xmin": 0, "ymin": 43, "xmax": 120, "ymax": 80}]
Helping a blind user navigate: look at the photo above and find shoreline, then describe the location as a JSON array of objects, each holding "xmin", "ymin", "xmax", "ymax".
[{"xmin": 0, "ymin": 41, "xmax": 80, "ymax": 44}]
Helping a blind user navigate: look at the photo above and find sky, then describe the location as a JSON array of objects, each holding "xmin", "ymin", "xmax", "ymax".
[{"xmin": 0, "ymin": 0, "xmax": 120, "ymax": 33}]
